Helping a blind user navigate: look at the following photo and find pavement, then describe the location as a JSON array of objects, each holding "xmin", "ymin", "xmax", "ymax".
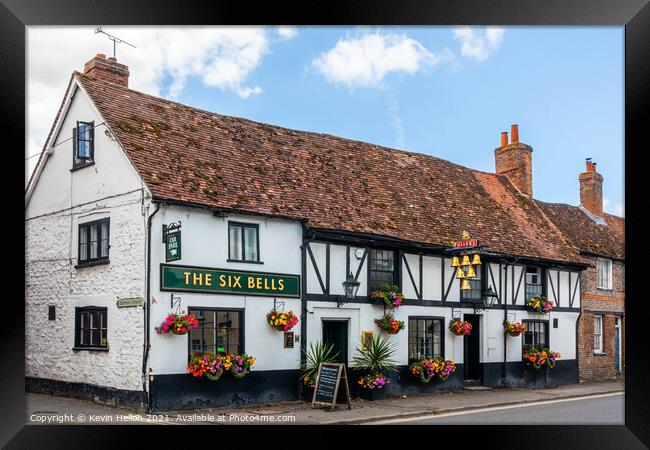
[{"xmin": 25, "ymin": 380, "xmax": 624, "ymax": 425}]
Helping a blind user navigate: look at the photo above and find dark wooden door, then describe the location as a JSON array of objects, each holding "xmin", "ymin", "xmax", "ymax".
[
  {"xmin": 463, "ymin": 314, "xmax": 481, "ymax": 382},
  {"xmin": 322, "ymin": 320, "xmax": 348, "ymax": 365}
]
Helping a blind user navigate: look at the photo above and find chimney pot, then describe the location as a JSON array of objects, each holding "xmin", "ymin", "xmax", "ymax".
[
  {"xmin": 511, "ymin": 124, "xmax": 519, "ymax": 143},
  {"xmin": 96, "ymin": 53, "xmax": 106, "ymax": 59},
  {"xmin": 500, "ymin": 132, "xmax": 508, "ymax": 147}
]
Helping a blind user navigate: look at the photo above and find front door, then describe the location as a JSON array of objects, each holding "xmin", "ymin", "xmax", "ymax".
[
  {"xmin": 463, "ymin": 314, "xmax": 481, "ymax": 383},
  {"xmin": 322, "ymin": 320, "xmax": 349, "ymax": 365}
]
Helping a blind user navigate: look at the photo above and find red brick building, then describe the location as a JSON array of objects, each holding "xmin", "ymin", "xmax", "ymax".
[{"xmin": 538, "ymin": 161, "xmax": 624, "ymax": 382}]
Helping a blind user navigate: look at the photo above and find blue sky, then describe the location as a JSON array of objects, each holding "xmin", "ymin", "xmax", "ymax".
[{"xmin": 28, "ymin": 26, "xmax": 624, "ymax": 215}]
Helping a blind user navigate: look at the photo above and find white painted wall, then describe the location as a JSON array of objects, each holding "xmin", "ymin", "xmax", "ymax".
[{"xmin": 148, "ymin": 206, "xmax": 303, "ymax": 375}]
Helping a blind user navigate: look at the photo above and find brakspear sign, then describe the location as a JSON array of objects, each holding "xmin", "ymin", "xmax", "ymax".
[{"xmin": 160, "ymin": 264, "xmax": 301, "ymax": 298}]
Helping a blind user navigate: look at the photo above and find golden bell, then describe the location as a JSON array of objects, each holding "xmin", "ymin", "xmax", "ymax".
[
  {"xmin": 460, "ymin": 279, "xmax": 471, "ymax": 290},
  {"xmin": 471, "ymin": 254, "xmax": 482, "ymax": 265},
  {"xmin": 465, "ymin": 265, "xmax": 477, "ymax": 279},
  {"xmin": 455, "ymin": 268, "xmax": 465, "ymax": 279},
  {"xmin": 461, "ymin": 255, "xmax": 471, "ymax": 266},
  {"xmin": 451, "ymin": 256, "xmax": 460, "ymax": 267}
]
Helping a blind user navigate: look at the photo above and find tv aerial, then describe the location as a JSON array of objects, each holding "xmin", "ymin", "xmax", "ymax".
[{"xmin": 94, "ymin": 27, "xmax": 136, "ymax": 59}]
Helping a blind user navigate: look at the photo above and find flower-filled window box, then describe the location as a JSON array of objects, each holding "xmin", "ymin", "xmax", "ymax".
[
  {"xmin": 369, "ymin": 284, "xmax": 405, "ymax": 308},
  {"xmin": 448, "ymin": 318, "xmax": 472, "ymax": 336},
  {"xmin": 504, "ymin": 321, "xmax": 526, "ymax": 337},
  {"xmin": 374, "ymin": 313, "xmax": 405, "ymax": 334},
  {"xmin": 187, "ymin": 352, "xmax": 256, "ymax": 380},
  {"xmin": 155, "ymin": 312, "xmax": 199, "ymax": 335},
  {"xmin": 522, "ymin": 347, "xmax": 560, "ymax": 369},
  {"xmin": 409, "ymin": 357, "xmax": 457, "ymax": 383},
  {"xmin": 358, "ymin": 372, "xmax": 390, "ymax": 400},
  {"xmin": 526, "ymin": 296, "xmax": 554, "ymax": 314},
  {"xmin": 266, "ymin": 309, "xmax": 299, "ymax": 332}
]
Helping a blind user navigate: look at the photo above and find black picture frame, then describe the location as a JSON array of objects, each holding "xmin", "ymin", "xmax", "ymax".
[{"xmin": 8, "ymin": 0, "xmax": 649, "ymax": 447}]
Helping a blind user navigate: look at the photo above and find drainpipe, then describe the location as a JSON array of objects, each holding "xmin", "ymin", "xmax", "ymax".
[
  {"xmin": 299, "ymin": 221, "xmax": 317, "ymax": 397},
  {"xmin": 142, "ymin": 202, "xmax": 160, "ymax": 412}
]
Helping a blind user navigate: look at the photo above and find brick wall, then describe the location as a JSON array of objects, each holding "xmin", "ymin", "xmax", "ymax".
[
  {"xmin": 494, "ymin": 143, "xmax": 533, "ymax": 197},
  {"xmin": 578, "ymin": 258, "xmax": 624, "ymax": 382}
]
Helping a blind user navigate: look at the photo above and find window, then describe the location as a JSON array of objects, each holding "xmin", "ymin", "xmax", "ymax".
[
  {"xmin": 597, "ymin": 258, "xmax": 612, "ymax": 290},
  {"xmin": 73, "ymin": 121, "xmax": 94, "ymax": 169},
  {"xmin": 228, "ymin": 222, "xmax": 259, "ymax": 262},
  {"xmin": 594, "ymin": 315, "xmax": 603, "ymax": 353},
  {"xmin": 78, "ymin": 218, "xmax": 110, "ymax": 266},
  {"xmin": 48, "ymin": 305, "xmax": 56, "ymax": 321},
  {"xmin": 525, "ymin": 266, "xmax": 543, "ymax": 302},
  {"xmin": 522, "ymin": 320, "xmax": 549, "ymax": 352},
  {"xmin": 188, "ymin": 309, "xmax": 242, "ymax": 355},
  {"xmin": 75, "ymin": 307, "xmax": 107, "ymax": 349},
  {"xmin": 460, "ymin": 264, "xmax": 482, "ymax": 301},
  {"xmin": 368, "ymin": 249, "xmax": 396, "ymax": 292},
  {"xmin": 408, "ymin": 318, "xmax": 443, "ymax": 361}
]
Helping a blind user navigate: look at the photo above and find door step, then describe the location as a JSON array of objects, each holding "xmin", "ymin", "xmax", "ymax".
[{"xmin": 464, "ymin": 386, "xmax": 493, "ymax": 391}]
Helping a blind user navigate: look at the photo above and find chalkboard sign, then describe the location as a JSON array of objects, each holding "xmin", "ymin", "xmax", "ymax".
[{"xmin": 311, "ymin": 363, "xmax": 351, "ymax": 410}]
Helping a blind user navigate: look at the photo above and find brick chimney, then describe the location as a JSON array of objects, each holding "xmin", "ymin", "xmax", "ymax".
[
  {"xmin": 579, "ymin": 158, "xmax": 604, "ymax": 217},
  {"xmin": 494, "ymin": 124, "xmax": 533, "ymax": 197},
  {"xmin": 83, "ymin": 53, "xmax": 129, "ymax": 87}
]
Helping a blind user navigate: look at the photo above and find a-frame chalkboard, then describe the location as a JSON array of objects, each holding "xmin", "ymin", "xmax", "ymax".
[{"xmin": 311, "ymin": 363, "xmax": 352, "ymax": 410}]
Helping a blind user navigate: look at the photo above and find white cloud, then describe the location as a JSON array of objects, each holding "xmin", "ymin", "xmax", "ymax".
[
  {"xmin": 453, "ymin": 27, "xmax": 504, "ymax": 61},
  {"xmin": 277, "ymin": 26, "xmax": 298, "ymax": 40},
  {"xmin": 26, "ymin": 26, "xmax": 282, "ymax": 179},
  {"xmin": 312, "ymin": 32, "xmax": 448, "ymax": 89}
]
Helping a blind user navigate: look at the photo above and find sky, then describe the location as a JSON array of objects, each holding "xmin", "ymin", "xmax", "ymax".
[{"xmin": 26, "ymin": 26, "xmax": 624, "ymax": 216}]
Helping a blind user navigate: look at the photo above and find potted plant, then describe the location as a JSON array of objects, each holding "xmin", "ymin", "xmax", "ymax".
[
  {"xmin": 187, "ymin": 352, "xmax": 255, "ymax": 380},
  {"xmin": 351, "ymin": 334, "xmax": 398, "ymax": 400},
  {"xmin": 369, "ymin": 284, "xmax": 405, "ymax": 308},
  {"xmin": 409, "ymin": 357, "xmax": 457, "ymax": 383},
  {"xmin": 526, "ymin": 296, "xmax": 554, "ymax": 314},
  {"xmin": 449, "ymin": 318, "xmax": 472, "ymax": 336},
  {"xmin": 504, "ymin": 321, "xmax": 526, "ymax": 337},
  {"xmin": 266, "ymin": 309, "xmax": 299, "ymax": 332},
  {"xmin": 374, "ymin": 313, "xmax": 405, "ymax": 334},
  {"xmin": 155, "ymin": 312, "xmax": 199, "ymax": 335},
  {"xmin": 300, "ymin": 342, "xmax": 339, "ymax": 401}
]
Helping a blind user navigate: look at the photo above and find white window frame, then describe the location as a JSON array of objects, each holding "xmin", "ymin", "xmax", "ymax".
[
  {"xmin": 594, "ymin": 315, "xmax": 603, "ymax": 354},
  {"xmin": 596, "ymin": 258, "xmax": 612, "ymax": 290}
]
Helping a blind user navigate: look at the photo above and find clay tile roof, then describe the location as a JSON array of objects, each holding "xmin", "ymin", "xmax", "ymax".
[
  {"xmin": 535, "ymin": 201, "xmax": 625, "ymax": 260},
  {"xmin": 77, "ymin": 72, "xmax": 589, "ymax": 265}
]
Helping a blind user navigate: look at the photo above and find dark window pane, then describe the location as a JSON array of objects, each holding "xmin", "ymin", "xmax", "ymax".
[
  {"xmin": 100, "ymin": 221, "xmax": 109, "ymax": 258},
  {"xmin": 408, "ymin": 318, "xmax": 442, "ymax": 361},
  {"xmin": 369, "ymin": 249, "xmax": 396, "ymax": 292}
]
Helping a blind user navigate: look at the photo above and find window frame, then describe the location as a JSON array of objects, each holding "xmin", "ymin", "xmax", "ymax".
[
  {"xmin": 74, "ymin": 306, "xmax": 108, "ymax": 350},
  {"xmin": 596, "ymin": 258, "xmax": 613, "ymax": 290},
  {"xmin": 77, "ymin": 217, "xmax": 110, "ymax": 268},
  {"xmin": 524, "ymin": 266, "xmax": 545, "ymax": 302},
  {"xmin": 407, "ymin": 316, "xmax": 445, "ymax": 363},
  {"xmin": 593, "ymin": 315, "xmax": 604, "ymax": 354},
  {"xmin": 72, "ymin": 120, "xmax": 95, "ymax": 170},
  {"xmin": 227, "ymin": 221, "xmax": 261, "ymax": 263},
  {"xmin": 367, "ymin": 248, "xmax": 398, "ymax": 293},
  {"xmin": 187, "ymin": 307, "xmax": 245, "ymax": 358},
  {"xmin": 460, "ymin": 262, "xmax": 485, "ymax": 302},
  {"xmin": 522, "ymin": 319, "xmax": 550, "ymax": 353}
]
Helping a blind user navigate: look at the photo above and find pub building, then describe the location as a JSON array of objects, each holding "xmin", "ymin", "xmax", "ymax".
[{"xmin": 26, "ymin": 54, "xmax": 614, "ymax": 411}]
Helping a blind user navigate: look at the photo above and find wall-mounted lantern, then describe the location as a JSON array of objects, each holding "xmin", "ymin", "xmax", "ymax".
[{"xmin": 340, "ymin": 272, "xmax": 360, "ymax": 307}]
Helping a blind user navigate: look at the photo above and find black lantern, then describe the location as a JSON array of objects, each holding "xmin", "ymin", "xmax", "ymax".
[
  {"xmin": 482, "ymin": 285, "xmax": 498, "ymax": 309},
  {"xmin": 340, "ymin": 272, "xmax": 360, "ymax": 307}
]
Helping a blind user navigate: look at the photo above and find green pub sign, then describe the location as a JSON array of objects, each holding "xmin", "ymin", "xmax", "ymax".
[
  {"xmin": 165, "ymin": 232, "xmax": 181, "ymax": 262},
  {"xmin": 160, "ymin": 264, "xmax": 301, "ymax": 298}
]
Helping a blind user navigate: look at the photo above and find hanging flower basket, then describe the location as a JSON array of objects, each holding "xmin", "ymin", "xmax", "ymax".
[
  {"xmin": 374, "ymin": 313, "xmax": 405, "ymax": 334},
  {"xmin": 449, "ymin": 318, "xmax": 472, "ymax": 336},
  {"xmin": 225, "ymin": 353, "xmax": 256, "ymax": 379},
  {"xmin": 523, "ymin": 347, "xmax": 561, "ymax": 369},
  {"xmin": 266, "ymin": 309, "xmax": 299, "ymax": 332},
  {"xmin": 409, "ymin": 357, "xmax": 456, "ymax": 383},
  {"xmin": 187, "ymin": 352, "xmax": 256, "ymax": 380},
  {"xmin": 369, "ymin": 284, "xmax": 405, "ymax": 308},
  {"xmin": 155, "ymin": 312, "xmax": 199, "ymax": 336},
  {"xmin": 526, "ymin": 296, "xmax": 554, "ymax": 314},
  {"xmin": 504, "ymin": 321, "xmax": 526, "ymax": 337}
]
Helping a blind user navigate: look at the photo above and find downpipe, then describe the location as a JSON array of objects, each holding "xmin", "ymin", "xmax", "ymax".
[{"xmin": 142, "ymin": 202, "xmax": 160, "ymax": 413}]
